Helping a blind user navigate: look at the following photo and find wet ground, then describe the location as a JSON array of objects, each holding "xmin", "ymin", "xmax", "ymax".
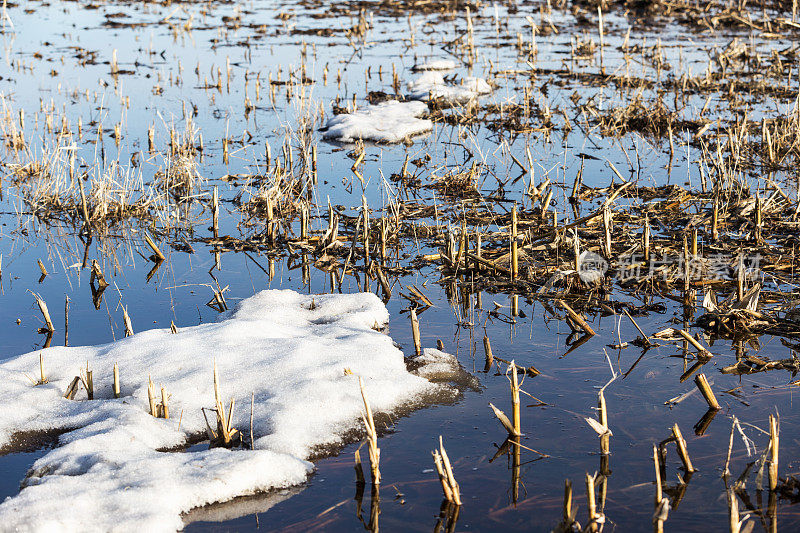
[{"xmin": 2, "ymin": 0, "xmax": 800, "ymax": 530}]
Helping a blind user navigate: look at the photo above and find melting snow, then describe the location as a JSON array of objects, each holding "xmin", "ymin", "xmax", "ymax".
[
  {"xmin": 321, "ymin": 100, "xmax": 432, "ymax": 143},
  {"xmin": 407, "ymin": 72, "xmax": 492, "ymax": 105},
  {"xmin": 412, "ymin": 58, "xmax": 457, "ymax": 71},
  {"xmin": 0, "ymin": 290, "xmax": 451, "ymax": 532}
]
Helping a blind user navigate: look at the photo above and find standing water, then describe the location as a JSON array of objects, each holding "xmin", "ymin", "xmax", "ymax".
[{"xmin": 1, "ymin": 0, "xmax": 800, "ymax": 531}]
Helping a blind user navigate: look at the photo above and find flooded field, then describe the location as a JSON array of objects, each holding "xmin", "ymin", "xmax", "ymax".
[{"xmin": 2, "ymin": 0, "xmax": 800, "ymax": 530}]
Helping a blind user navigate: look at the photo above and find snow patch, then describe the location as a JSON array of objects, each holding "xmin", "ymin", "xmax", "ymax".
[
  {"xmin": 407, "ymin": 72, "xmax": 492, "ymax": 105},
  {"xmin": 409, "ymin": 349, "xmax": 482, "ymax": 391},
  {"xmin": 0, "ymin": 290, "xmax": 449, "ymax": 532},
  {"xmin": 410, "ymin": 348, "xmax": 462, "ymax": 380},
  {"xmin": 412, "ymin": 58, "xmax": 457, "ymax": 71},
  {"xmin": 321, "ymin": 100, "xmax": 432, "ymax": 143}
]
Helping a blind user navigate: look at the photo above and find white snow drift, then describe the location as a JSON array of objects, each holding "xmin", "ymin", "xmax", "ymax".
[
  {"xmin": 407, "ymin": 71, "xmax": 492, "ymax": 105},
  {"xmin": 322, "ymin": 100, "xmax": 432, "ymax": 143},
  {"xmin": 0, "ymin": 290, "xmax": 452, "ymax": 532}
]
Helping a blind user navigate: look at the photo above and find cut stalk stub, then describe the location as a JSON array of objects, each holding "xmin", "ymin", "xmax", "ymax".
[
  {"xmin": 113, "ymin": 363, "xmax": 120, "ymax": 398},
  {"xmin": 358, "ymin": 377, "xmax": 381, "ymax": 485},
  {"xmin": 33, "ymin": 293, "xmax": 55, "ymax": 333},
  {"xmin": 64, "ymin": 376, "xmax": 82, "ymax": 400},
  {"xmin": 36, "ymin": 353, "xmax": 48, "ymax": 385},
  {"xmin": 769, "ymin": 414, "xmax": 779, "ymax": 492},
  {"xmin": 694, "ymin": 373, "xmax": 720, "ymax": 410},
  {"xmin": 671, "ymin": 423, "xmax": 696, "ymax": 473},
  {"xmin": 679, "ymin": 330, "xmax": 712, "ymax": 360},
  {"xmin": 559, "ymin": 479, "xmax": 577, "ymax": 531},
  {"xmin": 410, "ymin": 307, "xmax": 422, "ymax": 357},
  {"xmin": 207, "ymin": 361, "xmax": 240, "ymax": 447},
  {"xmin": 144, "ymin": 232, "xmax": 166, "ymax": 262},
  {"xmin": 123, "ymin": 306, "xmax": 134, "ymax": 337},
  {"xmin": 483, "ymin": 336, "xmax": 494, "ymax": 372},
  {"xmin": 653, "ymin": 496, "xmax": 669, "ymax": 533},
  {"xmin": 489, "ymin": 360, "xmax": 524, "ymax": 437},
  {"xmin": 432, "ymin": 436, "xmax": 461, "ymax": 506},
  {"xmin": 147, "ymin": 376, "xmax": 158, "ymax": 416},
  {"xmin": 557, "ymin": 300, "xmax": 595, "ymax": 336},
  {"xmin": 510, "ymin": 361, "xmax": 521, "ymax": 436}
]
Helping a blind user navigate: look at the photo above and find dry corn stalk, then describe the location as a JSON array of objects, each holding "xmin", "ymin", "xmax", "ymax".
[
  {"xmin": 161, "ymin": 386, "xmax": 170, "ymax": 419},
  {"xmin": 36, "ymin": 353, "xmax": 48, "ymax": 385},
  {"xmin": 32, "ymin": 292, "xmax": 55, "ymax": 333},
  {"xmin": 358, "ymin": 376, "xmax": 380, "ymax": 485},
  {"xmin": 510, "ymin": 361, "xmax": 521, "ymax": 435},
  {"xmin": 488, "ymin": 361, "xmax": 525, "ymax": 438},
  {"xmin": 671, "ymin": 424, "xmax": 696, "ymax": 473},
  {"xmin": 557, "ymin": 479, "xmax": 579, "ymax": 532},
  {"xmin": 694, "ymin": 373, "xmax": 720, "ymax": 410},
  {"xmin": 147, "ymin": 375, "xmax": 158, "ymax": 416},
  {"xmin": 144, "ymin": 231, "xmax": 166, "ymax": 262},
  {"xmin": 652, "ymin": 444, "xmax": 670, "ymax": 532},
  {"xmin": 558, "ymin": 300, "xmax": 595, "ymax": 336},
  {"xmin": 769, "ymin": 414, "xmax": 779, "ymax": 491},
  {"xmin": 410, "ymin": 307, "xmax": 422, "ymax": 357},
  {"xmin": 123, "ymin": 306, "xmax": 134, "ymax": 337},
  {"xmin": 433, "ymin": 436, "xmax": 461, "ymax": 505},
  {"xmin": 145, "ymin": 375, "xmax": 171, "ymax": 419},
  {"xmin": 585, "ymin": 472, "xmax": 605, "ymax": 532},
  {"xmin": 113, "ymin": 362, "xmax": 120, "ymax": 398},
  {"xmin": 83, "ymin": 365, "xmax": 93, "ymax": 400},
  {"xmin": 679, "ymin": 330, "xmax": 712, "ymax": 359},
  {"xmin": 483, "ymin": 335, "xmax": 494, "ymax": 372},
  {"xmin": 63, "ymin": 376, "xmax": 82, "ymax": 400},
  {"xmin": 510, "ymin": 204, "xmax": 518, "ymax": 279},
  {"xmin": 211, "ymin": 361, "xmax": 239, "ymax": 446}
]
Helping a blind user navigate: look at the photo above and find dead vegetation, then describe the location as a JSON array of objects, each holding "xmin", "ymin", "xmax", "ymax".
[{"xmin": 4, "ymin": 0, "xmax": 800, "ymax": 529}]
